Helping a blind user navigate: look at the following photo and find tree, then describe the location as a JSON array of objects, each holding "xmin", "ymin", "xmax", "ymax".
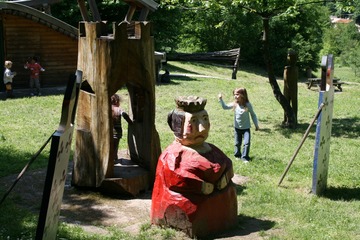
[
  {"xmin": 269, "ymin": 3, "xmax": 329, "ymax": 75},
  {"xmin": 160, "ymin": 0, "xmax": 331, "ymax": 127},
  {"xmin": 50, "ymin": 0, "xmax": 342, "ymax": 127},
  {"xmin": 346, "ymin": 44, "xmax": 360, "ymax": 76},
  {"xmin": 51, "ymin": 0, "xmax": 129, "ymax": 27},
  {"xmin": 232, "ymin": 0, "xmax": 300, "ymax": 127},
  {"xmin": 322, "ymin": 1, "xmax": 360, "ymax": 77},
  {"xmin": 149, "ymin": 6, "xmax": 184, "ymax": 52}
]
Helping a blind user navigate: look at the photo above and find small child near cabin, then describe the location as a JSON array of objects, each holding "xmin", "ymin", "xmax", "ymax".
[
  {"xmin": 111, "ymin": 94, "xmax": 132, "ymax": 160},
  {"xmin": 218, "ymin": 87, "xmax": 259, "ymax": 163},
  {"xmin": 4, "ymin": 61, "xmax": 17, "ymax": 99},
  {"xmin": 24, "ymin": 56, "xmax": 45, "ymax": 96}
]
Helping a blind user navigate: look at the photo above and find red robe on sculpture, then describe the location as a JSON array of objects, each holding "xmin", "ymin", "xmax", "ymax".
[{"xmin": 151, "ymin": 141, "xmax": 238, "ymax": 238}]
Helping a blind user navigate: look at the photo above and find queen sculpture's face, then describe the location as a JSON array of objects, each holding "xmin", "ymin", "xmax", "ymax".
[{"xmin": 179, "ymin": 110, "xmax": 210, "ymax": 147}]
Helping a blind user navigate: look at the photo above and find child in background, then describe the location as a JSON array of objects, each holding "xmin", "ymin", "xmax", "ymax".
[
  {"xmin": 4, "ymin": 60, "xmax": 17, "ymax": 99},
  {"xmin": 218, "ymin": 87, "xmax": 259, "ymax": 163},
  {"xmin": 111, "ymin": 94, "xmax": 132, "ymax": 161},
  {"xmin": 24, "ymin": 56, "xmax": 45, "ymax": 96}
]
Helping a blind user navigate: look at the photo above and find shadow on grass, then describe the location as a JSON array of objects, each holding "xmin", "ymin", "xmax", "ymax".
[
  {"xmin": 156, "ymin": 74, "xmax": 199, "ymax": 85},
  {"xmin": 332, "ymin": 117, "xmax": 360, "ymax": 138},
  {"xmin": 322, "ymin": 186, "xmax": 360, "ymax": 201},
  {"xmin": 164, "ymin": 61, "xmax": 202, "ymax": 75},
  {"xmin": 235, "ymin": 183, "xmax": 246, "ymax": 196},
  {"xmin": 239, "ymin": 63, "xmax": 269, "ymax": 78},
  {"xmin": 60, "ymin": 188, "xmax": 118, "ymax": 224},
  {"xmin": 275, "ymin": 122, "xmax": 317, "ymax": 140},
  {"xmin": 0, "ymin": 146, "xmax": 49, "ymax": 177},
  {"xmin": 0, "ymin": 86, "xmax": 66, "ymax": 101},
  {"xmin": 205, "ymin": 215, "xmax": 276, "ymax": 239},
  {"xmin": 274, "ymin": 116, "xmax": 360, "ymax": 139}
]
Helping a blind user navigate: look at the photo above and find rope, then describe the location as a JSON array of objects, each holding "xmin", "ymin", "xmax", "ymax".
[
  {"xmin": 278, "ymin": 103, "xmax": 325, "ymax": 186},
  {"xmin": 0, "ymin": 131, "xmax": 55, "ymax": 206}
]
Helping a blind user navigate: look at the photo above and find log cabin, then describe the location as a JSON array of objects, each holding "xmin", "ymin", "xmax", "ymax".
[{"xmin": 0, "ymin": 2, "xmax": 78, "ymax": 89}]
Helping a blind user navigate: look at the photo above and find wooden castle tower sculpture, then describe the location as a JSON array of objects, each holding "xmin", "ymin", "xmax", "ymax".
[{"xmin": 72, "ymin": 0, "xmax": 161, "ymax": 196}]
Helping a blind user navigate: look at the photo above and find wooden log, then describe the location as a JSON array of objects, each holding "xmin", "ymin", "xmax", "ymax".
[
  {"xmin": 167, "ymin": 48, "xmax": 241, "ymax": 79},
  {"xmin": 167, "ymin": 49, "xmax": 240, "ymax": 62}
]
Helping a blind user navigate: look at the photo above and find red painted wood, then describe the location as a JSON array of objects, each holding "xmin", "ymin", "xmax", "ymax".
[{"xmin": 151, "ymin": 141, "xmax": 238, "ymax": 238}]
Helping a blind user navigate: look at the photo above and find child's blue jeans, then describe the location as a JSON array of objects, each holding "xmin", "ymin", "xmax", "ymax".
[{"xmin": 234, "ymin": 128, "xmax": 251, "ymax": 160}]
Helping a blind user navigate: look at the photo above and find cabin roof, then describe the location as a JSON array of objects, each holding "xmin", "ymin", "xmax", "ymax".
[{"xmin": 0, "ymin": 2, "xmax": 78, "ymax": 39}]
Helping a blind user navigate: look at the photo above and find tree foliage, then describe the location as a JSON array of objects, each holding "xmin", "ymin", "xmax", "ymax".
[
  {"xmin": 51, "ymin": 0, "xmax": 128, "ymax": 27},
  {"xmin": 320, "ymin": 1, "xmax": 360, "ymax": 79},
  {"xmin": 157, "ymin": 0, "xmax": 330, "ymax": 73},
  {"xmin": 322, "ymin": 21, "xmax": 360, "ymax": 75},
  {"xmin": 49, "ymin": 0, "xmax": 359, "ymax": 127},
  {"xmin": 269, "ymin": 3, "xmax": 329, "ymax": 74}
]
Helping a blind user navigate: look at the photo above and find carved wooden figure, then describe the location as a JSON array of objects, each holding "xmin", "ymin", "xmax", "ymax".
[
  {"xmin": 72, "ymin": 16, "xmax": 161, "ymax": 195},
  {"xmin": 283, "ymin": 50, "xmax": 299, "ymax": 126},
  {"xmin": 151, "ymin": 96, "xmax": 238, "ymax": 238}
]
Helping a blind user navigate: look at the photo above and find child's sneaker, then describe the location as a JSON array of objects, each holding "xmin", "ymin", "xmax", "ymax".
[{"xmin": 241, "ymin": 158, "xmax": 249, "ymax": 163}]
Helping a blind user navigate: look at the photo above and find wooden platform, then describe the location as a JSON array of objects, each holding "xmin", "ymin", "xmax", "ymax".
[{"xmin": 100, "ymin": 150, "xmax": 150, "ymax": 197}]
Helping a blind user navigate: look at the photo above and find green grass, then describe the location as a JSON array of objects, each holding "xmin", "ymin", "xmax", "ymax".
[
  {"xmin": 0, "ymin": 96, "xmax": 61, "ymax": 178},
  {"xmin": 1, "ymin": 61, "xmax": 360, "ymax": 239}
]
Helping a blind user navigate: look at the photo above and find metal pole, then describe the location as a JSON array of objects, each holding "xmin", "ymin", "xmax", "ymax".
[{"xmin": 278, "ymin": 103, "xmax": 325, "ymax": 186}]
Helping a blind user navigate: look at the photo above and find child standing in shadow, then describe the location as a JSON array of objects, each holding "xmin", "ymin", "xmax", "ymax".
[
  {"xmin": 24, "ymin": 56, "xmax": 45, "ymax": 96},
  {"xmin": 111, "ymin": 94, "xmax": 132, "ymax": 161},
  {"xmin": 4, "ymin": 60, "xmax": 17, "ymax": 99}
]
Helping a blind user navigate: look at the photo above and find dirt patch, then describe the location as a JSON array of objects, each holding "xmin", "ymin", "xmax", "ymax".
[{"xmin": 1, "ymin": 163, "xmax": 277, "ymax": 239}]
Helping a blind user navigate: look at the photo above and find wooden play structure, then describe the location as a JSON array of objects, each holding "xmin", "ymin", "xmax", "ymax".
[
  {"xmin": 0, "ymin": 2, "xmax": 77, "ymax": 88},
  {"xmin": 72, "ymin": 0, "xmax": 161, "ymax": 196}
]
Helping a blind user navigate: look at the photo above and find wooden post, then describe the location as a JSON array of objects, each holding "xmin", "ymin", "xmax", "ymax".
[
  {"xmin": 77, "ymin": 0, "xmax": 90, "ymax": 21},
  {"xmin": 283, "ymin": 50, "xmax": 299, "ymax": 126},
  {"xmin": 231, "ymin": 48, "xmax": 240, "ymax": 79},
  {"xmin": 312, "ymin": 54, "xmax": 334, "ymax": 195}
]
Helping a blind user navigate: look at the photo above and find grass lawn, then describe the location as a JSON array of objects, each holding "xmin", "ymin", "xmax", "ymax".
[{"xmin": 0, "ymin": 61, "xmax": 359, "ymax": 239}]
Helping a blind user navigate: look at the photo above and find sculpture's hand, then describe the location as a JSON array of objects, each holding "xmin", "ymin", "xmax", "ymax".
[{"xmin": 201, "ymin": 182, "xmax": 214, "ymax": 195}]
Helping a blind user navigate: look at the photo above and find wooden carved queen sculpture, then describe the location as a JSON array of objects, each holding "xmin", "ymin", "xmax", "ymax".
[{"xmin": 151, "ymin": 96, "xmax": 238, "ymax": 238}]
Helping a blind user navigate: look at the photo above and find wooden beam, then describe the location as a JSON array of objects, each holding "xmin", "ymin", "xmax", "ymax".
[
  {"xmin": 88, "ymin": 0, "xmax": 101, "ymax": 21},
  {"xmin": 138, "ymin": 8, "xmax": 149, "ymax": 21},
  {"xmin": 124, "ymin": 4, "xmax": 136, "ymax": 22},
  {"xmin": 77, "ymin": 0, "xmax": 90, "ymax": 22}
]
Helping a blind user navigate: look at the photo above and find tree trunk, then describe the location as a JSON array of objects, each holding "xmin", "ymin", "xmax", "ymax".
[{"xmin": 261, "ymin": 17, "xmax": 296, "ymax": 128}]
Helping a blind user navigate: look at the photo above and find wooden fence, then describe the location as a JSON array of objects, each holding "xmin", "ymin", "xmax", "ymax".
[{"xmin": 167, "ymin": 48, "xmax": 241, "ymax": 79}]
